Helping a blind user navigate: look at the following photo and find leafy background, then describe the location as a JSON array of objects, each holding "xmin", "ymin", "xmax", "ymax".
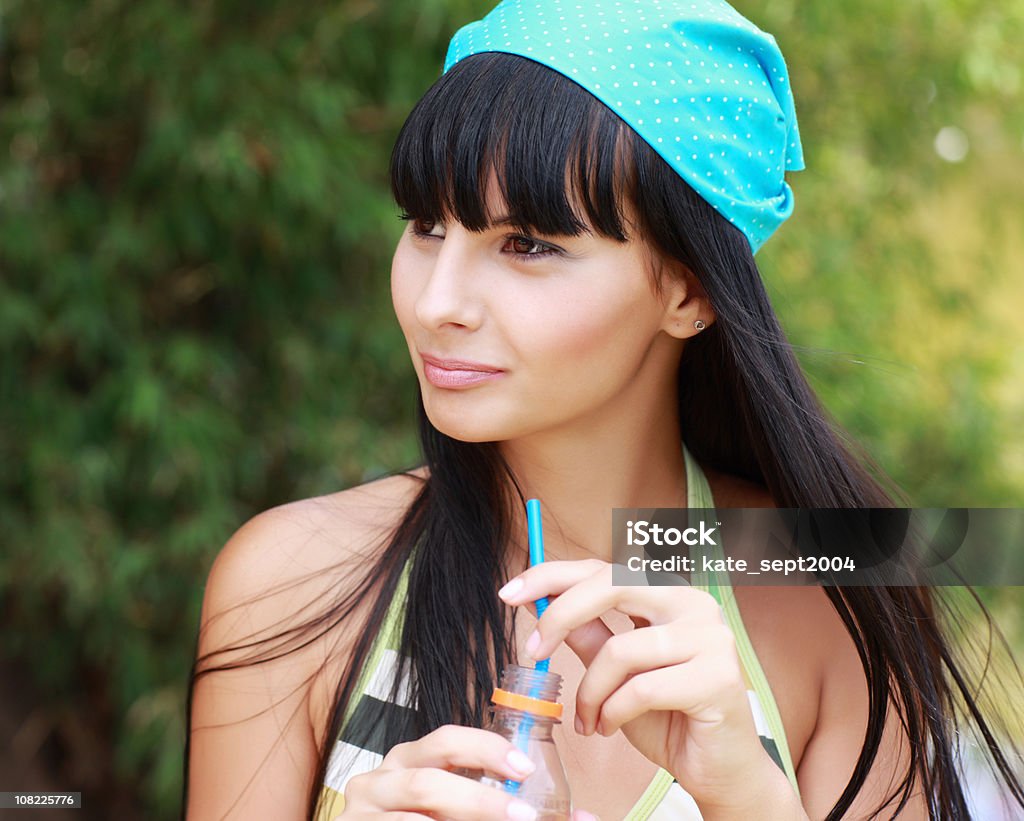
[{"xmin": 1, "ymin": 0, "xmax": 1022, "ymax": 817}]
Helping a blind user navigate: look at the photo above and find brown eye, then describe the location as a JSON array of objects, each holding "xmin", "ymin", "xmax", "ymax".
[
  {"xmin": 413, "ymin": 219, "xmax": 436, "ymax": 235},
  {"xmin": 511, "ymin": 236, "xmax": 536, "ymax": 254},
  {"xmin": 503, "ymin": 234, "xmax": 560, "ymax": 260}
]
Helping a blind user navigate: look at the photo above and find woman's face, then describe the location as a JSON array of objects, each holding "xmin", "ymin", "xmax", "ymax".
[{"xmin": 390, "ymin": 178, "xmax": 694, "ymax": 443}]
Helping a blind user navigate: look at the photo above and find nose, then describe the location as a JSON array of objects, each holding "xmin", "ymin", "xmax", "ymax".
[{"xmin": 413, "ymin": 225, "xmax": 484, "ymax": 332}]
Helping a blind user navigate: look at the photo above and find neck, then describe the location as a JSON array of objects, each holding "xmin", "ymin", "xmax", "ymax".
[{"xmin": 499, "ymin": 364, "xmax": 687, "ymax": 570}]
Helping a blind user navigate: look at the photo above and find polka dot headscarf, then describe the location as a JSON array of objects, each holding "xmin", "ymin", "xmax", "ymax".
[{"xmin": 443, "ymin": 0, "xmax": 806, "ymax": 255}]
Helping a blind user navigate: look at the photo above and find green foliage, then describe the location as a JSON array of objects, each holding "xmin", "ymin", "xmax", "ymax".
[
  {"xmin": 736, "ymin": 0, "xmax": 1024, "ymax": 505},
  {"xmin": 1, "ymin": 1, "xmax": 1022, "ymax": 817}
]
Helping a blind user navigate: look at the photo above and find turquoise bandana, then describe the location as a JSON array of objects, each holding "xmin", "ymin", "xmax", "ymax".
[{"xmin": 443, "ymin": 0, "xmax": 805, "ymax": 255}]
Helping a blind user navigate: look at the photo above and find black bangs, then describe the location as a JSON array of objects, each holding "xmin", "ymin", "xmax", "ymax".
[{"xmin": 390, "ymin": 52, "xmax": 637, "ymax": 241}]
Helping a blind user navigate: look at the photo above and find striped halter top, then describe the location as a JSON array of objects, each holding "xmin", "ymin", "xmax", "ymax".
[{"xmin": 315, "ymin": 445, "xmax": 800, "ymax": 819}]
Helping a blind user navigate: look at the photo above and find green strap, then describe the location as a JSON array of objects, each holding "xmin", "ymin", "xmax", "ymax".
[
  {"xmin": 339, "ymin": 555, "xmax": 414, "ymax": 731},
  {"xmin": 682, "ymin": 443, "xmax": 801, "ymax": 796}
]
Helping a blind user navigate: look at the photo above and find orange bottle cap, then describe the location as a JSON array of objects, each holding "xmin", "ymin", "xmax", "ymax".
[{"xmin": 491, "ymin": 686, "xmax": 564, "ymax": 719}]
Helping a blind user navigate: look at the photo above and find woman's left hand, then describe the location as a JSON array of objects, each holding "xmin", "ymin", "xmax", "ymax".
[{"xmin": 498, "ymin": 559, "xmax": 805, "ymax": 820}]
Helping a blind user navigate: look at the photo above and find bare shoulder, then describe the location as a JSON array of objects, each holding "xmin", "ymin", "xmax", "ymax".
[
  {"xmin": 199, "ymin": 467, "xmax": 427, "ymax": 641},
  {"xmin": 187, "ymin": 469, "xmax": 426, "ymax": 818}
]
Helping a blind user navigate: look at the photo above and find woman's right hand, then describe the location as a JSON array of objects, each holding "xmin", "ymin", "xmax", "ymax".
[
  {"xmin": 338, "ymin": 724, "xmax": 596, "ymax": 821},
  {"xmin": 340, "ymin": 724, "xmax": 535, "ymax": 820}
]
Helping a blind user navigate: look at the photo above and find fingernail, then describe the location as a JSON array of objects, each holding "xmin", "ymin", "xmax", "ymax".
[
  {"xmin": 576, "ymin": 812, "xmax": 599, "ymax": 821},
  {"xmin": 507, "ymin": 799, "xmax": 538, "ymax": 821},
  {"xmin": 524, "ymin": 630, "xmax": 541, "ymax": 658},
  {"xmin": 498, "ymin": 578, "xmax": 524, "ymax": 600},
  {"xmin": 506, "ymin": 748, "xmax": 535, "ymax": 776},
  {"xmin": 574, "ymin": 714, "xmax": 584, "ymax": 735}
]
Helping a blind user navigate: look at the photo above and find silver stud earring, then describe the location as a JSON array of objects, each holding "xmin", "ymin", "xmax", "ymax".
[{"xmin": 694, "ymin": 319, "xmax": 706, "ymax": 331}]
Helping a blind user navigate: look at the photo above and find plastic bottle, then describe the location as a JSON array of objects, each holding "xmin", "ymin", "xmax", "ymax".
[{"xmin": 479, "ymin": 664, "xmax": 572, "ymax": 820}]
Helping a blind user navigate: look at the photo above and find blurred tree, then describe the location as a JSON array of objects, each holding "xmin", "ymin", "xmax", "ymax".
[{"xmin": 1, "ymin": 0, "xmax": 1022, "ymax": 817}]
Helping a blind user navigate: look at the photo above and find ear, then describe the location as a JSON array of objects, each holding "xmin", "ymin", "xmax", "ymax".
[{"xmin": 659, "ymin": 264, "xmax": 716, "ymax": 340}]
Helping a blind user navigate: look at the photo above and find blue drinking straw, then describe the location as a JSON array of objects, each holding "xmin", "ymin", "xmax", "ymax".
[
  {"xmin": 504, "ymin": 497, "xmax": 550, "ymax": 794},
  {"xmin": 526, "ymin": 498, "xmax": 552, "ymax": 673}
]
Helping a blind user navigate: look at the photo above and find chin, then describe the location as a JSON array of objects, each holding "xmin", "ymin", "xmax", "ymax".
[
  {"xmin": 425, "ymin": 414, "xmax": 506, "ymax": 443},
  {"xmin": 421, "ymin": 399, "xmax": 520, "ymax": 444}
]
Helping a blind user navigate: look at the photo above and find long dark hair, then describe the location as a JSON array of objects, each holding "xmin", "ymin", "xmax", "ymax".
[{"xmin": 184, "ymin": 53, "xmax": 1024, "ymax": 820}]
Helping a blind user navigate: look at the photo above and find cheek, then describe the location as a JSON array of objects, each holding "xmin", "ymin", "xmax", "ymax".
[
  {"xmin": 390, "ymin": 248, "xmax": 419, "ymax": 335},
  {"xmin": 520, "ymin": 278, "xmax": 661, "ymax": 370}
]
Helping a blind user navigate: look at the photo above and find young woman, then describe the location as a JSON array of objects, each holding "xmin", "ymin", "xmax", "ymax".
[{"xmin": 184, "ymin": 2, "xmax": 1024, "ymax": 819}]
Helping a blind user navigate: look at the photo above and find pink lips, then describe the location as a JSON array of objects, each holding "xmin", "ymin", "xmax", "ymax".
[{"xmin": 420, "ymin": 353, "xmax": 505, "ymax": 389}]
